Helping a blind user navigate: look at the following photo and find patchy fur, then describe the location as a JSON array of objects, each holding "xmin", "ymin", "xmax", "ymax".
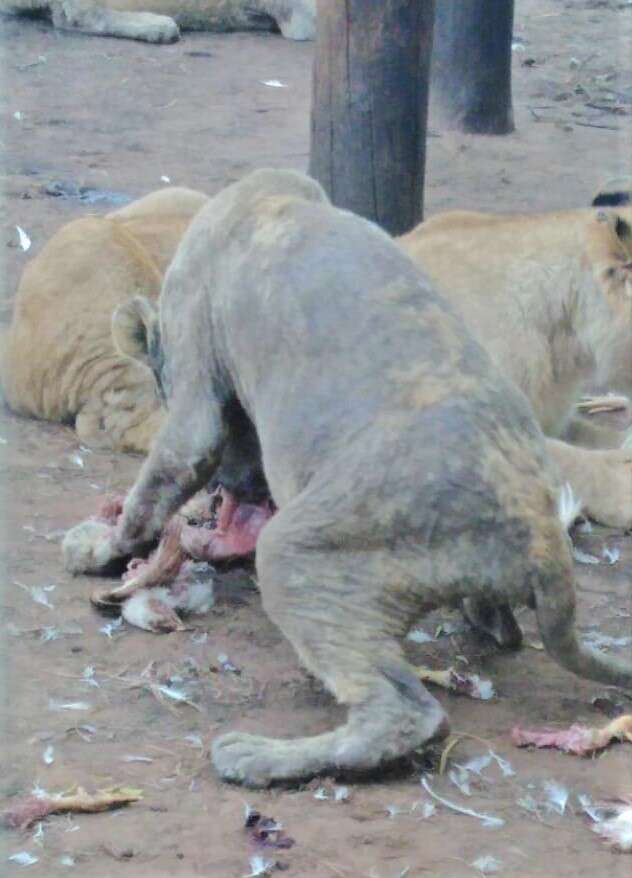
[
  {"xmin": 0, "ymin": 0, "xmax": 315, "ymax": 42},
  {"xmin": 63, "ymin": 170, "xmax": 632, "ymax": 788}
]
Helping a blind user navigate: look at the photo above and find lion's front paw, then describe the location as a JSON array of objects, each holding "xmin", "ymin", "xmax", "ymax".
[
  {"xmin": 130, "ymin": 13, "xmax": 180, "ymax": 43},
  {"xmin": 211, "ymin": 732, "xmax": 288, "ymax": 787},
  {"xmin": 62, "ymin": 519, "xmax": 122, "ymax": 574}
]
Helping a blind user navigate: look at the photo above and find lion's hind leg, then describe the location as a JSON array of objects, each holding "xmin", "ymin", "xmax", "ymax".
[{"xmin": 211, "ymin": 510, "xmax": 449, "ymax": 787}]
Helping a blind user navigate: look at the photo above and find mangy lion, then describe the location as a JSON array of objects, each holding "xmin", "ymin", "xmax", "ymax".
[
  {"xmin": 0, "ymin": 0, "xmax": 315, "ymax": 42},
  {"xmin": 61, "ymin": 169, "xmax": 632, "ymax": 787},
  {"xmin": 3, "ymin": 179, "xmax": 631, "ymax": 528}
]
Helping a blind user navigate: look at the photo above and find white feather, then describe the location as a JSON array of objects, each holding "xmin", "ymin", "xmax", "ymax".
[{"xmin": 557, "ymin": 483, "xmax": 582, "ymax": 531}]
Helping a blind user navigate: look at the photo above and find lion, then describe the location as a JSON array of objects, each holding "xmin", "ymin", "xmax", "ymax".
[
  {"xmin": 61, "ymin": 169, "xmax": 632, "ymax": 787},
  {"xmin": 400, "ymin": 190, "xmax": 632, "ymax": 529},
  {"xmin": 3, "ymin": 179, "xmax": 631, "ymax": 528},
  {"xmin": 0, "ymin": 0, "xmax": 315, "ymax": 43},
  {"xmin": 1, "ymin": 186, "xmax": 209, "ymax": 453}
]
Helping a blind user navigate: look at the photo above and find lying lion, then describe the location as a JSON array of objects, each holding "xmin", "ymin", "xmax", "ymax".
[
  {"xmin": 3, "ymin": 179, "xmax": 631, "ymax": 527},
  {"xmin": 0, "ymin": 0, "xmax": 315, "ymax": 42},
  {"xmin": 2, "ymin": 186, "xmax": 209, "ymax": 453}
]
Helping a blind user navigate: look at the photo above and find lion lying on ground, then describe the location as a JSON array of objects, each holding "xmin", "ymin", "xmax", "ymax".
[
  {"xmin": 2, "ymin": 180, "xmax": 630, "ymax": 527},
  {"xmin": 0, "ymin": 0, "xmax": 315, "ymax": 42},
  {"xmin": 1, "ymin": 186, "xmax": 209, "ymax": 453}
]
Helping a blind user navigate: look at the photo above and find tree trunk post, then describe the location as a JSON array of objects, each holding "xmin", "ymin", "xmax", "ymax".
[
  {"xmin": 309, "ymin": 0, "xmax": 435, "ymax": 236},
  {"xmin": 431, "ymin": 0, "xmax": 515, "ymax": 134}
]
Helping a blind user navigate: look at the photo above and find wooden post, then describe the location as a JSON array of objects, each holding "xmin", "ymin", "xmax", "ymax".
[
  {"xmin": 431, "ymin": 0, "xmax": 515, "ymax": 134},
  {"xmin": 309, "ymin": 0, "xmax": 435, "ymax": 236}
]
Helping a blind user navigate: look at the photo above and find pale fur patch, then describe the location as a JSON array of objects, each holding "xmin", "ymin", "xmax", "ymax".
[{"xmin": 558, "ymin": 482, "xmax": 582, "ymax": 532}]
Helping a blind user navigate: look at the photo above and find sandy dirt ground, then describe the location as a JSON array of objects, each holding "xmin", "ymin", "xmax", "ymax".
[{"xmin": 1, "ymin": 0, "xmax": 632, "ymax": 875}]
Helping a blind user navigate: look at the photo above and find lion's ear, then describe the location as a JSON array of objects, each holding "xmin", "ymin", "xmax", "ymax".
[{"xmin": 112, "ymin": 296, "xmax": 160, "ymax": 368}]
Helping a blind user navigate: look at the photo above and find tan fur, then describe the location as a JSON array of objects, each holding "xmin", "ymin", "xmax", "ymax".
[
  {"xmin": 61, "ymin": 170, "xmax": 632, "ymax": 788},
  {"xmin": 400, "ymin": 204, "xmax": 632, "ymax": 527},
  {"xmin": 1, "ymin": 187, "xmax": 208, "ymax": 453},
  {"xmin": 0, "ymin": 0, "xmax": 315, "ymax": 42},
  {"xmin": 5, "ymin": 184, "xmax": 631, "ymax": 521}
]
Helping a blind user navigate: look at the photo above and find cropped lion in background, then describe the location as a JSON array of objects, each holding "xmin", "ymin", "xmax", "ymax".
[
  {"xmin": 1, "ymin": 187, "xmax": 209, "ymax": 453},
  {"xmin": 2, "ymin": 178, "xmax": 631, "ymax": 525},
  {"xmin": 0, "ymin": 0, "xmax": 315, "ymax": 42}
]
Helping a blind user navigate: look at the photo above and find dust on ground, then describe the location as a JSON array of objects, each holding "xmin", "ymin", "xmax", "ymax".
[{"xmin": 1, "ymin": 0, "xmax": 631, "ymax": 875}]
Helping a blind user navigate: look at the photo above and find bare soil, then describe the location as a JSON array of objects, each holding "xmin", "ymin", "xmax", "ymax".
[{"xmin": 1, "ymin": 1, "xmax": 631, "ymax": 876}]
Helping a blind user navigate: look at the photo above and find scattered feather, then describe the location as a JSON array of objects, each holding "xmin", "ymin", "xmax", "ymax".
[
  {"xmin": 32, "ymin": 822, "xmax": 44, "ymax": 845},
  {"xmin": 23, "ymin": 524, "xmax": 67, "ymax": 542},
  {"xmin": 581, "ymin": 795, "xmax": 632, "ymax": 852},
  {"xmin": 8, "ymin": 852, "xmax": 38, "ymax": 866},
  {"xmin": 602, "ymin": 546, "xmax": 620, "ymax": 565},
  {"xmin": 578, "ymin": 793, "xmax": 604, "ymax": 823},
  {"xmin": 16, "ymin": 225, "xmax": 31, "ymax": 251},
  {"xmin": 448, "ymin": 767, "xmax": 472, "ymax": 797},
  {"xmin": 434, "ymin": 620, "xmax": 462, "ymax": 638},
  {"xmin": 334, "ymin": 786, "xmax": 350, "ymax": 802},
  {"xmin": 122, "ymin": 755, "xmax": 153, "ymax": 763},
  {"xmin": 386, "ymin": 804, "xmax": 409, "ymax": 818},
  {"xmin": 48, "ymin": 700, "xmax": 92, "ymax": 712},
  {"xmin": 74, "ymin": 724, "xmax": 97, "ymax": 742},
  {"xmin": 68, "ymin": 453, "xmax": 85, "ymax": 469},
  {"xmin": 406, "ymin": 628, "xmax": 435, "ymax": 644},
  {"xmin": 573, "ymin": 547, "xmax": 600, "ymax": 565},
  {"xmin": 413, "ymin": 801, "xmax": 436, "ymax": 819},
  {"xmin": 461, "ymin": 753, "xmax": 493, "ymax": 776},
  {"xmin": 489, "ymin": 751, "xmax": 515, "ymax": 777},
  {"xmin": 244, "ymin": 855, "xmax": 275, "ymax": 877},
  {"xmin": 593, "ymin": 803, "xmax": 632, "ymax": 852},
  {"xmin": 183, "ymin": 734, "xmax": 203, "ymax": 749},
  {"xmin": 60, "ymin": 855, "xmax": 76, "ymax": 866},
  {"xmin": 217, "ymin": 653, "xmax": 240, "ymax": 674},
  {"xmin": 156, "ymin": 685, "xmax": 190, "ymax": 703},
  {"xmin": 417, "ymin": 666, "xmax": 494, "ymax": 700},
  {"xmin": 13, "ymin": 110, "xmax": 24, "ymax": 120},
  {"xmin": 259, "ymin": 79, "xmax": 287, "ymax": 88},
  {"xmin": 100, "ymin": 617, "xmax": 124, "ymax": 639},
  {"xmin": 42, "ymin": 746, "xmax": 54, "ymax": 766},
  {"xmin": 420, "ymin": 777, "xmax": 504, "ymax": 828},
  {"xmin": 313, "ymin": 788, "xmax": 329, "ymax": 800},
  {"xmin": 160, "ymin": 175, "xmax": 171, "ymax": 183},
  {"xmin": 471, "ymin": 855, "xmax": 502, "ymax": 874},
  {"xmin": 512, "ymin": 714, "xmax": 632, "ymax": 755},
  {"xmin": 582, "ymin": 631, "xmax": 632, "ymax": 650},
  {"xmin": 16, "ymin": 581, "xmax": 56, "ymax": 609},
  {"xmin": 190, "ymin": 631, "xmax": 208, "ymax": 645},
  {"xmin": 81, "ymin": 666, "xmax": 99, "ymax": 688},
  {"xmin": 543, "ymin": 781, "xmax": 569, "ymax": 815}
]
